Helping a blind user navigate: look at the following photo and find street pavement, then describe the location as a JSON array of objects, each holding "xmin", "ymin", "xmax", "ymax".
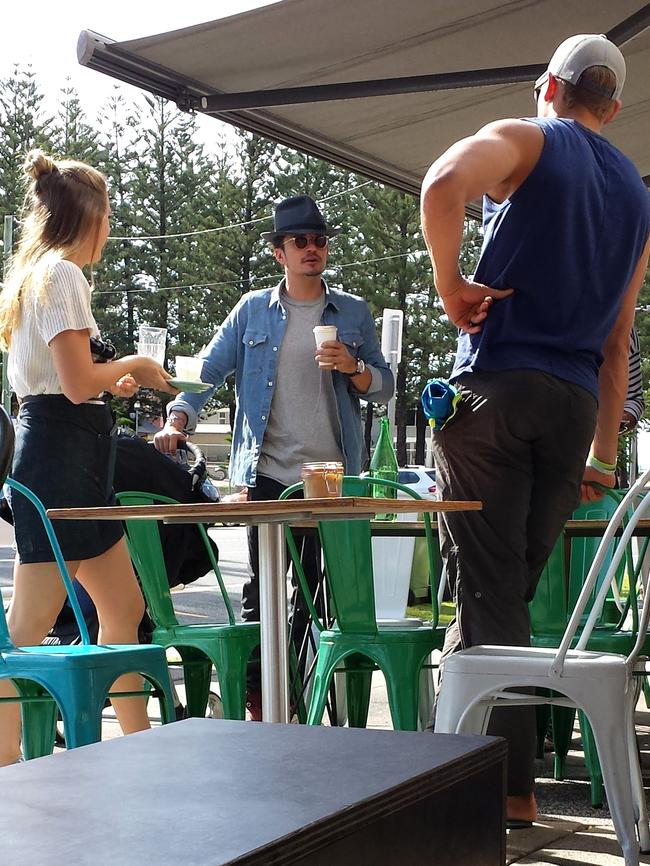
[{"xmin": 2, "ymin": 520, "xmax": 650, "ymax": 864}]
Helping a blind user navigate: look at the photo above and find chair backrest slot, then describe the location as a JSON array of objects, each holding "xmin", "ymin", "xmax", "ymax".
[
  {"xmin": 551, "ymin": 468, "xmax": 650, "ymax": 677},
  {"xmin": 530, "ymin": 489, "xmax": 629, "ymax": 639},
  {"xmin": 116, "ymin": 491, "xmax": 235, "ymax": 628},
  {"xmin": 5, "ymin": 476, "xmax": 92, "ymax": 646},
  {"xmin": 281, "ymin": 475, "xmax": 441, "ymax": 636}
]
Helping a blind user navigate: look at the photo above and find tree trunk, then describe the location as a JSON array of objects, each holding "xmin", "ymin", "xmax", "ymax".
[{"xmin": 415, "ymin": 406, "xmax": 427, "ymax": 465}]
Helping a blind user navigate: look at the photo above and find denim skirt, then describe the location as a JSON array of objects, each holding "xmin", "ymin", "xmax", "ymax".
[{"xmin": 10, "ymin": 394, "xmax": 123, "ymax": 564}]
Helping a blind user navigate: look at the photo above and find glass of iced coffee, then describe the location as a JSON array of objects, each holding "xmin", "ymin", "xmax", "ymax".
[{"xmin": 301, "ymin": 462, "xmax": 344, "ymax": 498}]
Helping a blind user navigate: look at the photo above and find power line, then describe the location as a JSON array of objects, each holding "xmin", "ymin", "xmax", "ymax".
[
  {"xmin": 107, "ymin": 180, "xmax": 375, "ymax": 242},
  {"xmin": 94, "ymin": 249, "xmax": 426, "ymax": 296}
]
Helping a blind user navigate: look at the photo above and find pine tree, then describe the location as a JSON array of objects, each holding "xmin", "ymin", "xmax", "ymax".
[
  {"xmin": 231, "ymin": 130, "xmax": 279, "ymax": 293},
  {"xmin": 50, "ymin": 81, "xmax": 100, "ymax": 163},
  {"xmin": 344, "ymin": 184, "xmax": 431, "ymax": 464},
  {"xmin": 93, "ymin": 91, "xmax": 140, "ymax": 357},
  {"xmin": 191, "ymin": 129, "xmax": 278, "ymax": 420},
  {"xmin": 0, "ymin": 65, "xmax": 50, "ymax": 230},
  {"xmin": 126, "ymin": 95, "xmax": 215, "ymax": 358}
]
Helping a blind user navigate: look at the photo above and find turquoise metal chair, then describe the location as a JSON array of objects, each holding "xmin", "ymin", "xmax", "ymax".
[
  {"xmin": 280, "ymin": 475, "xmax": 445, "ymax": 730},
  {"xmin": 116, "ymin": 491, "xmax": 261, "ymax": 720},
  {"xmin": 0, "ymin": 406, "xmax": 175, "ymax": 757}
]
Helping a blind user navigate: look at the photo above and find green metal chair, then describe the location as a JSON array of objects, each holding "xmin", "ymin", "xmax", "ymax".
[
  {"xmin": 0, "ymin": 405, "xmax": 175, "ymax": 758},
  {"xmin": 116, "ymin": 491, "xmax": 260, "ymax": 720},
  {"xmin": 529, "ymin": 487, "xmax": 646, "ymax": 806},
  {"xmin": 280, "ymin": 475, "xmax": 445, "ymax": 731}
]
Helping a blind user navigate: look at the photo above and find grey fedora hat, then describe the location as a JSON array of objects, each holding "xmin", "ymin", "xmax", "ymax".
[{"xmin": 261, "ymin": 195, "xmax": 340, "ymax": 241}]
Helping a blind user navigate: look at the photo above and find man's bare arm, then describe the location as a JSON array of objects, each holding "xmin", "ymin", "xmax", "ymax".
[
  {"xmin": 420, "ymin": 119, "xmax": 544, "ymax": 295},
  {"xmin": 583, "ymin": 235, "xmax": 650, "ymax": 500},
  {"xmin": 420, "ymin": 120, "xmax": 543, "ymax": 331}
]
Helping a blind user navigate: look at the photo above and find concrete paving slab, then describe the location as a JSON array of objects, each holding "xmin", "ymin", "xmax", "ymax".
[
  {"xmin": 506, "ymin": 818, "xmax": 589, "ymax": 865},
  {"xmin": 515, "ymin": 825, "xmax": 650, "ymax": 864}
]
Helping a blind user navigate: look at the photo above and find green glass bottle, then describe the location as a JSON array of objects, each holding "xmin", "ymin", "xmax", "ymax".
[{"xmin": 370, "ymin": 417, "xmax": 398, "ymax": 520}]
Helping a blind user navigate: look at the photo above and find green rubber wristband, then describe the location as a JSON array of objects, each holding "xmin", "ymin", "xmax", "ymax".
[{"xmin": 588, "ymin": 455, "xmax": 616, "ymax": 474}]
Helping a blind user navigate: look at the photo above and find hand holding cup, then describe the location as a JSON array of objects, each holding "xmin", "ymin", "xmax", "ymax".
[
  {"xmin": 313, "ymin": 325, "xmax": 338, "ymax": 369},
  {"xmin": 122, "ymin": 355, "xmax": 177, "ymax": 393}
]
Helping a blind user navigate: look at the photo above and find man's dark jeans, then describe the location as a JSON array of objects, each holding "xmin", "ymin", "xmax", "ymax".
[
  {"xmin": 431, "ymin": 369, "xmax": 597, "ymax": 796},
  {"xmin": 243, "ymin": 474, "xmax": 322, "ymax": 693}
]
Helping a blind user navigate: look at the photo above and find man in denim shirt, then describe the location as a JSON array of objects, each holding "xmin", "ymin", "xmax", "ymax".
[{"xmin": 155, "ymin": 195, "xmax": 393, "ymax": 717}]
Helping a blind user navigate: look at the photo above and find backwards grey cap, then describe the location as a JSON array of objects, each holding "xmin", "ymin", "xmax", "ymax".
[{"xmin": 538, "ymin": 33, "xmax": 626, "ymax": 99}]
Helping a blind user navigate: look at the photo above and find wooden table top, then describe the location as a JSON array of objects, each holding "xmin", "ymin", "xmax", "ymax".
[
  {"xmin": 47, "ymin": 496, "xmax": 482, "ymax": 523},
  {"xmin": 46, "ymin": 498, "xmax": 650, "ymax": 539}
]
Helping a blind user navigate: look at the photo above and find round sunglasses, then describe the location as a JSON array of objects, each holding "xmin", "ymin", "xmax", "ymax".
[{"xmin": 284, "ymin": 235, "xmax": 329, "ymax": 250}]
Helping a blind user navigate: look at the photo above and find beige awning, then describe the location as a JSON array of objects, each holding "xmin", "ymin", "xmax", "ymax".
[{"xmin": 78, "ymin": 0, "xmax": 650, "ymax": 195}]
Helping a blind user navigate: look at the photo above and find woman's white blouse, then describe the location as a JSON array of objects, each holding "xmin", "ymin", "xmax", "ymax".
[{"xmin": 8, "ymin": 260, "xmax": 98, "ymax": 399}]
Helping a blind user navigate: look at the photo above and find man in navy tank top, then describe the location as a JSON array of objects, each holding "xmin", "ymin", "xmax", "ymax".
[{"xmin": 421, "ymin": 34, "xmax": 650, "ymax": 826}]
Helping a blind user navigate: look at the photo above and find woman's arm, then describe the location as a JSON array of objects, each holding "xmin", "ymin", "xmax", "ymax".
[{"xmin": 49, "ymin": 329, "xmax": 175, "ymax": 404}]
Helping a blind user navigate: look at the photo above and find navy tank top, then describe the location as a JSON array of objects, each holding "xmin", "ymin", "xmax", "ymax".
[{"xmin": 451, "ymin": 117, "xmax": 650, "ymax": 397}]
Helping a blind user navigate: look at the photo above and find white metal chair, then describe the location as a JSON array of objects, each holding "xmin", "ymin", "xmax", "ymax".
[{"xmin": 435, "ymin": 468, "xmax": 650, "ymax": 866}]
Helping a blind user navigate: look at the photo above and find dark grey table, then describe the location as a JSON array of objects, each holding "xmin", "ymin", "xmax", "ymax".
[{"xmin": 0, "ymin": 718, "xmax": 506, "ymax": 865}]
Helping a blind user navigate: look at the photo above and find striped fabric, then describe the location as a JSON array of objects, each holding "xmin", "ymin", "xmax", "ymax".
[
  {"xmin": 8, "ymin": 260, "xmax": 98, "ymax": 399},
  {"xmin": 624, "ymin": 326, "xmax": 645, "ymax": 424}
]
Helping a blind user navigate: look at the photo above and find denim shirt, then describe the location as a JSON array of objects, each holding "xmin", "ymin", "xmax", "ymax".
[{"xmin": 167, "ymin": 280, "xmax": 394, "ymax": 487}]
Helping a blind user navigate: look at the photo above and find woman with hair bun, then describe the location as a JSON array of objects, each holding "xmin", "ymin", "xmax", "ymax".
[{"xmin": 0, "ymin": 150, "xmax": 176, "ymax": 763}]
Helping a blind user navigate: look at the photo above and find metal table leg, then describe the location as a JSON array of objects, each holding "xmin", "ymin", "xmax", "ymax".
[{"xmin": 258, "ymin": 522, "xmax": 290, "ymax": 723}]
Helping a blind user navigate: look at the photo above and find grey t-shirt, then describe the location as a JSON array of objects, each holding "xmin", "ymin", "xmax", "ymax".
[{"xmin": 256, "ymin": 291, "xmax": 343, "ymax": 486}]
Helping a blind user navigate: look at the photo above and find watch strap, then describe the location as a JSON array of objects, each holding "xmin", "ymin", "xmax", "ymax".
[{"xmin": 341, "ymin": 358, "xmax": 365, "ymax": 377}]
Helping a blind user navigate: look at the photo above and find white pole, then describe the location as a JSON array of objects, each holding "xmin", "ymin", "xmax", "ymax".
[{"xmin": 381, "ymin": 309, "xmax": 403, "ymax": 438}]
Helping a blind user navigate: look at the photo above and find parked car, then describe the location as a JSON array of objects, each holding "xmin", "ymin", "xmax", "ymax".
[{"xmin": 397, "ymin": 466, "xmax": 437, "ymax": 499}]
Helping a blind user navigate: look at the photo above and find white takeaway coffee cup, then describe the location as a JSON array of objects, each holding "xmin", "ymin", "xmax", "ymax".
[
  {"xmin": 175, "ymin": 356, "xmax": 204, "ymax": 382},
  {"xmin": 313, "ymin": 325, "xmax": 338, "ymax": 367}
]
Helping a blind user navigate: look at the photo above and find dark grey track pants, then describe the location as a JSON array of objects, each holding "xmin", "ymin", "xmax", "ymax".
[{"xmin": 431, "ymin": 369, "xmax": 597, "ymax": 795}]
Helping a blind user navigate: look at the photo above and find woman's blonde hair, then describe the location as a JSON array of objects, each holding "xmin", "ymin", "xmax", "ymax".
[{"xmin": 0, "ymin": 150, "xmax": 108, "ymax": 350}]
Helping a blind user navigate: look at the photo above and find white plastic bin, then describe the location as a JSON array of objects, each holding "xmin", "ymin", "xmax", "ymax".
[{"xmin": 371, "ymin": 512, "xmax": 416, "ymax": 621}]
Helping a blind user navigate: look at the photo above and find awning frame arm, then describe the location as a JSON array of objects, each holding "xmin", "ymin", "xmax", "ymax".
[{"xmin": 198, "ymin": 64, "xmax": 548, "ymax": 112}]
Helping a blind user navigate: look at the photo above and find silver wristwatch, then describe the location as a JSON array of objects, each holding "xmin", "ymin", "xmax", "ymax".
[{"xmin": 343, "ymin": 358, "xmax": 366, "ymax": 377}]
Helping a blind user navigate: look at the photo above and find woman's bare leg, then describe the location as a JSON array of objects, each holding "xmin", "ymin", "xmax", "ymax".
[
  {"xmin": 76, "ymin": 538, "xmax": 151, "ymax": 734},
  {"xmin": 0, "ymin": 557, "xmax": 72, "ymax": 766}
]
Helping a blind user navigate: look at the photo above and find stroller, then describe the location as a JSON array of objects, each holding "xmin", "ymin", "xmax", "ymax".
[{"xmin": 41, "ymin": 429, "xmax": 221, "ymax": 647}]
